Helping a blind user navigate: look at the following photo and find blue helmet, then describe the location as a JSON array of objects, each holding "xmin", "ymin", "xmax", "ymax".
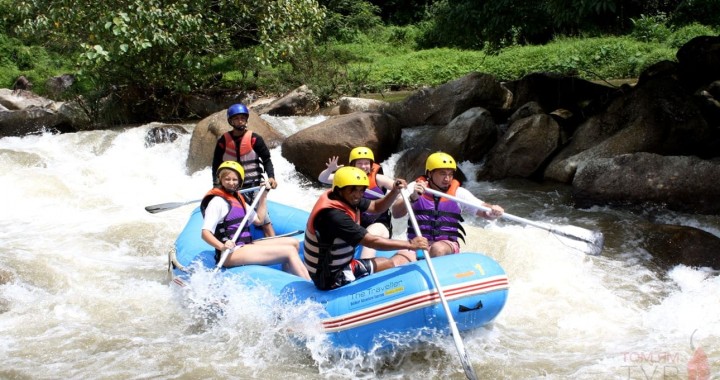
[{"xmin": 227, "ymin": 104, "xmax": 249, "ymax": 120}]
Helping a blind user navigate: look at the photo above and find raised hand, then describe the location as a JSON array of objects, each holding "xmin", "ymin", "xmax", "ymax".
[{"xmin": 325, "ymin": 156, "xmax": 342, "ymax": 172}]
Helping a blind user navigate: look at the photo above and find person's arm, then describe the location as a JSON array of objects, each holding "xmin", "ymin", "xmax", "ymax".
[
  {"xmin": 252, "ymin": 134, "xmax": 276, "ymax": 187},
  {"xmin": 316, "ymin": 208, "xmax": 428, "ymax": 251},
  {"xmin": 201, "ymin": 197, "xmax": 231, "ymax": 250},
  {"xmin": 360, "ymin": 234, "xmax": 429, "ymax": 251},
  {"xmin": 202, "ymin": 229, "xmax": 228, "ymax": 251},
  {"xmin": 367, "ymin": 179, "xmax": 406, "ymax": 214},
  {"xmin": 251, "ymin": 183, "xmax": 271, "ymax": 225},
  {"xmin": 391, "ymin": 180, "xmax": 424, "ymax": 217},
  {"xmin": 456, "ymin": 187, "xmax": 504, "ymax": 220},
  {"xmin": 211, "ymin": 138, "xmax": 225, "ymax": 184},
  {"xmin": 318, "ymin": 156, "xmax": 341, "ymax": 185},
  {"xmin": 375, "ymin": 173, "xmax": 395, "ymax": 191}
]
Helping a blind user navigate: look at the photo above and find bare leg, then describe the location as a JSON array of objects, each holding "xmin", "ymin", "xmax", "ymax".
[
  {"xmin": 428, "ymin": 240, "xmax": 454, "ymax": 258},
  {"xmin": 224, "ymin": 244, "xmax": 309, "ymax": 280},
  {"xmin": 254, "ymin": 236, "xmax": 299, "ymax": 250},
  {"xmin": 372, "ymin": 249, "xmax": 416, "ymax": 272},
  {"xmin": 360, "ymin": 223, "xmax": 390, "ymax": 259}
]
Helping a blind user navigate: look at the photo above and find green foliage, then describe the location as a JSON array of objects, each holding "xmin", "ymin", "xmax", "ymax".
[
  {"xmin": 344, "ymin": 35, "xmax": 677, "ymax": 89},
  {"xmin": 672, "ymin": 0, "xmax": 720, "ymax": 28},
  {"xmin": 2, "ymin": 0, "xmax": 716, "ymax": 114},
  {"xmin": 630, "ymin": 13, "xmax": 672, "ymax": 43},
  {"xmin": 274, "ymin": 42, "xmax": 374, "ymax": 103},
  {"xmin": 0, "ymin": 32, "xmax": 73, "ymax": 93},
  {"xmin": 420, "ymin": 0, "xmax": 619, "ymax": 50},
  {"xmin": 667, "ymin": 23, "xmax": 719, "ymax": 48},
  {"xmin": 9, "ymin": 0, "xmax": 324, "ymax": 94},
  {"xmin": 367, "ymin": 0, "xmax": 432, "ymax": 25},
  {"xmin": 419, "ymin": 0, "xmax": 703, "ymax": 51},
  {"xmin": 318, "ymin": 0, "xmax": 382, "ymax": 42}
]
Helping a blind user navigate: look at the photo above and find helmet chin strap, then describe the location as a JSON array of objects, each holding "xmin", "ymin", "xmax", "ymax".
[{"xmin": 428, "ymin": 172, "xmax": 449, "ymax": 192}]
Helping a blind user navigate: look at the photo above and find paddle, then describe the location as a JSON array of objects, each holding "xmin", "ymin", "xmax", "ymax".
[
  {"xmin": 253, "ymin": 229, "xmax": 304, "ymax": 241},
  {"xmin": 422, "ymin": 187, "xmax": 604, "ymax": 255},
  {"xmin": 400, "ymin": 191, "xmax": 478, "ymax": 380},
  {"xmin": 144, "ymin": 186, "xmax": 262, "ymax": 214},
  {"xmin": 214, "ymin": 186, "xmax": 268, "ymax": 272}
]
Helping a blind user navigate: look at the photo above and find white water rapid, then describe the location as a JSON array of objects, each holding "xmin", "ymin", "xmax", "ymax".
[{"xmin": 0, "ymin": 116, "xmax": 718, "ymax": 379}]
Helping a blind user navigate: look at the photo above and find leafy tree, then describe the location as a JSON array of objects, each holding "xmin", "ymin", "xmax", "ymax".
[
  {"xmin": 367, "ymin": 0, "xmax": 433, "ymax": 25},
  {"xmin": 672, "ymin": 0, "xmax": 720, "ymax": 27},
  {"xmin": 418, "ymin": 0, "xmax": 553, "ymax": 50},
  {"xmin": 419, "ymin": 0, "xmax": 702, "ymax": 50},
  {"xmin": 317, "ymin": 0, "xmax": 382, "ymax": 42},
  {"xmin": 10, "ymin": 0, "xmax": 325, "ymax": 93}
]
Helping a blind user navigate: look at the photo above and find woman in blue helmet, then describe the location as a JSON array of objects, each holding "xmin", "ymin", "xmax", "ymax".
[{"xmin": 212, "ymin": 103, "xmax": 277, "ymax": 237}]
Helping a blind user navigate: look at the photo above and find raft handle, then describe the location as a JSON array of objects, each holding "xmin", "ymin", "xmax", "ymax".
[{"xmin": 458, "ymin": 301, "xmax": 483, "ymax": 313}]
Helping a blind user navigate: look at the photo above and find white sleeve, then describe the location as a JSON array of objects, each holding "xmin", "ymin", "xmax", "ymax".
[
  {"xmin": 404, "ymin": 180, "xmax": 418, "ymax": 198},
  {"xmin": 455, "ymin": 187, "xmax": 484, "ymax": 215},
  {"xmin": 201, "ymin": 197, "xmax": 230, "ymax": 234}
]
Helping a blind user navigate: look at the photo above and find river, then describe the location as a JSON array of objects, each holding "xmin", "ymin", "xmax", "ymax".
[{"xmin": 1, "ymin": 116, "xmax": 718, "ymax": 379}]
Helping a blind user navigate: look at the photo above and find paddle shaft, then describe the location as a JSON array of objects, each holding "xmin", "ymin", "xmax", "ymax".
[
  {"xmin": 400, "ymin": 191, "xmax": 478, "ymax": 380},
  {"xmin": 144, "ymin": 186, "xmax": 262, "ymax": 214},
  {"xmin": 213, "ymin": 186, "xmax": 267, "ymax": 272},
  {"xmin": 253, "ymin": 229, "xmax": 304, "ymax": 241},
  {"xmin": 421, "ymin": 187, "xmax": 602, "ymax": 247}
]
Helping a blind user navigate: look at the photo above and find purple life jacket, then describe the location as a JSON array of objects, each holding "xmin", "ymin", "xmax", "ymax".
[
  {"xmin": 406, "ymin": 178, "xmax": 466, "ymax": 243},
  {"xmin": 200, "ymin": 188, "xmax": 253, "ymax": 254}
]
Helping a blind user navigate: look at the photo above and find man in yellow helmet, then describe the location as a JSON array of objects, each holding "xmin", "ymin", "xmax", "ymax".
[
  {"xmin": 392, "ymin": 152, "xmax": 504, "ymax": 258},
  {"xmin": 304, "ymin": 166, "xmax": 429, "ymax": 290},
  {"xmin": 317, "ymin": 147, "xmax": 397, "ymax": 259}
]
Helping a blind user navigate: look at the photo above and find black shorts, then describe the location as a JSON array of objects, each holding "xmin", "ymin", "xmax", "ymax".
[{"xmin": 313, "ymin": 259, "xmax": 375, "ymax": 290}]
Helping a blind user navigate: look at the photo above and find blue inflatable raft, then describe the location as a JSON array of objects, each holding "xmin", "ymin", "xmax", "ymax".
[{"xmin": 169, "ymin": 200, "xmax": 509, "ymax": 351}]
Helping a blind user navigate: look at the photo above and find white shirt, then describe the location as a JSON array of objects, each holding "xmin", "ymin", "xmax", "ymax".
[
  {"xmin": 201, "ymin": 196, "xmax": 231, "ymax": 234},
  {"xmin": 407, "ymin": 180, "xmax": 484, "ymax": 216}
]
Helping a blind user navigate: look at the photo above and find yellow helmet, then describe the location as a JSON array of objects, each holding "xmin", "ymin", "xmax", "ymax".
[
  {"xmin": 332, "ymin": 166, "xmax": 369, "ymax": 189},
  {"xmin": 348, "ymin": 146, "xmax": 375, "ymax": 163},
  {"xmin": 426, "ymin": 152, "xmax": 457, "ymax": 172},
  {"xmin": 217, "ymin": 161, "xmax": 245, "ymax": 181}
]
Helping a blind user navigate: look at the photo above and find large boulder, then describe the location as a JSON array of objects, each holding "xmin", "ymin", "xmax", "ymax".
[
  {"xmin": 257, "ymin": 85, "xmax": 320, "ymax": 116},
  {"xmin": 393, "ymin": 148, "xmax": 433, "ymax": 181},
  {"xmin": 503, "ymin": 72, "xmax": 616, "ymax": 119},
  {"xmin": 676, "ymin": 35, "xmax": 720, "ymax": 92},
  {"xmin": 434, "ymin": 107, "xmax": 498, "ymax": 163},
  {"xmin": 385, "ymin": 72, "xmax": 511, "ymax": 127},
  {"xmin": 0, "ymin": 107, "xmax": 75, "ymax": 137},
  {"xmin": 185, "ymin": 108, "xmax": 282, "ymax": 174},
  {"xmin": 640, "ymin": 223, "xmax": 720, "ymax": 270},
  {"xmin": 45, "ymin": 74, "xmax": 76, "ymax": 99},
  {"xmin": 0, "ymin": 88, "xmax": 53, "ymax": 110},
  {"xmin": 178, "ymin": 90, "xmax": 249, "ymax": 120},
  {"xmin": 572, "ymin": 153, "xmax": 720, "ymax": 214},
  {"xmin": 281, "ymin": 112, "xmax": 402, "ymax": 180},
  {"xmin": 338, "ymin": 97, "xmax": 389, "ymax": 114},
  {"xmin": 144, "ymin": 123, "xmax": 190, "ymax": 147},
  {"xmin": 0, "ymin": 89, "xmax": 93, "ymax": 136},
  {"xmin": 544, "ymin": 74, "xmax": 713, "ymax": 183},
  {"xmin": 478, "ymin": 114, "xmax": 561, "ymax": 180}
]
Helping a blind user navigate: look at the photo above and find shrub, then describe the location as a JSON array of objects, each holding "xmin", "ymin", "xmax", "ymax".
[
  {"xmin": 631, "ymin": 14, "xmax": 672, "ymax": 43},
  {"xmin": 667, "ymin": 23, "xmax": 719, "ymax": 48}
]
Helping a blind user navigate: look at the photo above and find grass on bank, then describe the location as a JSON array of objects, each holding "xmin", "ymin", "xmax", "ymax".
[
  {"xmin": 2, "ymin": 22, "xmax": 718, "ymax": 101},
  {"xmin": 219, "ymin": 22, "xmax": 715, "ymax": 100}
]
